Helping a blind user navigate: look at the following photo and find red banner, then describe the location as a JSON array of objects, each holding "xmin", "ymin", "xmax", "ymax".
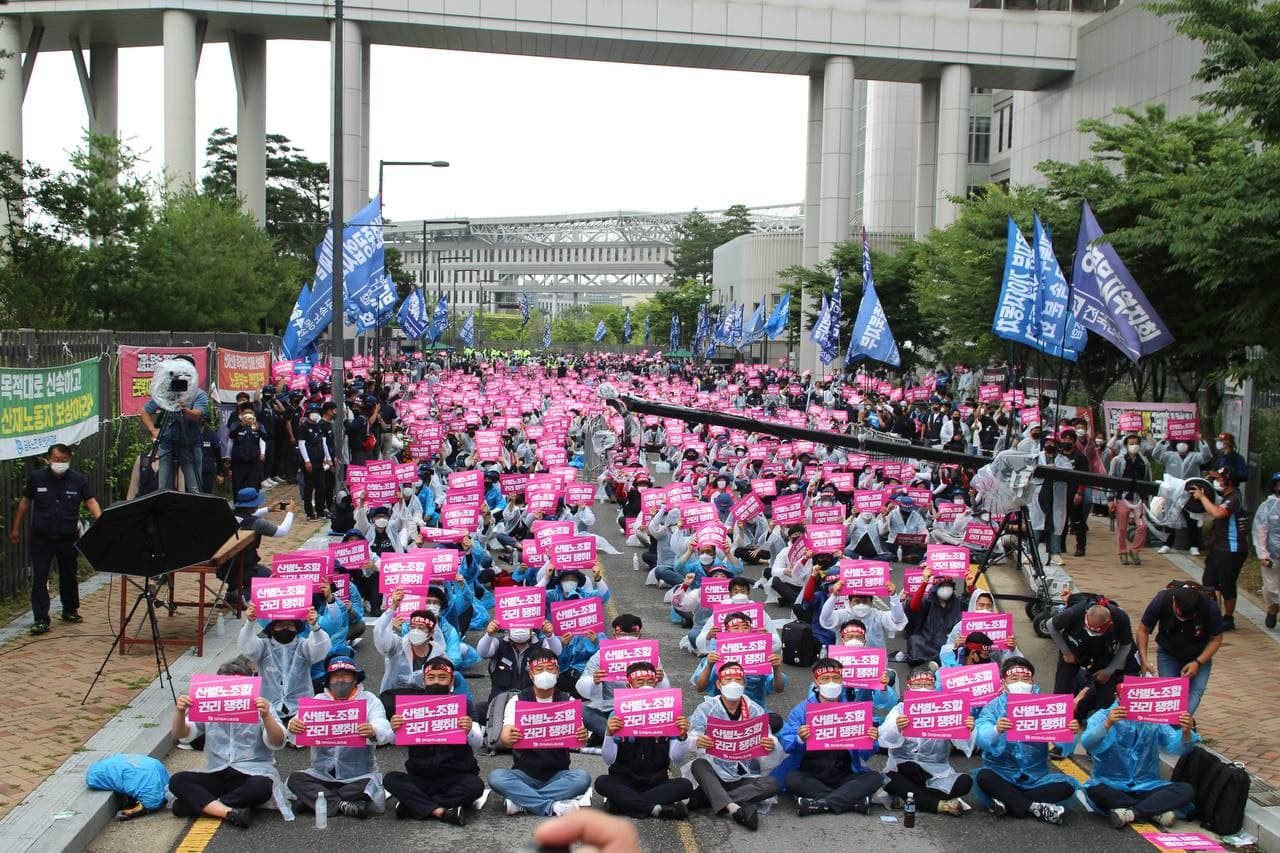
[
  {"xmin": 118, "ymin": 345, "xmax": 208, "ymax": 416},
  {"xmin": 215, "ymin": 349, "xmax": 270, "ymax": 403}
]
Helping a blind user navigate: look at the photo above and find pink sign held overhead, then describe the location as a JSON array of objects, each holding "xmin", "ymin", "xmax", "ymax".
[
  {"xmin": 811, "ymin": 503, "xmax": 846, "ymax": 525},
  {"xmin": 699, "ymin": 576, "xmax": 732, "ymax": 609},
  {"xmin": 1005, "ymin": 693, "xmax": 1075, "ymax": 744},
  {"xmin": 771, "ymin": 493, "xmax": 804, "ymax": 524},
  {"xmin": 513, "ymin": 700, "xmax": 582, "ymax": 749},
  {"xmin": 494, "ymin": 586, "xmax": 547, "ymax": 630},
  {"xmin": 250, "ymin": 577, "xmax": 313, "ymax": 620},
  {"xmin": 805, "ymin": 523, "xmax": 845, "ymax": 554},
  {"xmin": 329, "ymin": 539, "xmax": 371, "ymax": 571},
  {"xmin": 903, "ymin": 690, "xmax": 971, "ymax": 740},
  {"xmin": 1164, "ymin": 420, "xmax": 1198, "ymax": 442},
  {"xmin": 963, "ymin": 523, "xmax": 997, "ymax": 549},
  {"xmin": 394, "ymin": 695, "xmax": 468, "ymax": 746},
  {"xmin": 730, "ymin": 493, "xmax": 765, "ymax": 524},
  {"xmin": 363, "ymin": 477, "xmax": 399, "ymax": 505},
  {"xmin": 440, "ymin": 503, "xmax": 480, "ymax": 532},
  {"xmin": 959, "ymin": 612, "xmax": 1015, "ymax": 649},
  {"xmin": 827, "ymin": 646, "xmax": 887, "ymax": 689},
  {"xmin": 550, "ymin": 596, "xmax": 605, "ymax": 636},
  {"xmin": 615, "ymin": 688, "xmax": 682, "ymax": 738},
  {"xmin": 533, "ymin": 520, "xmax": 574, "ymax": 546},
  {"xmin": 925, "ymin": 544, "xmax": 971, "ymax": 578},
  {"xmin": 547, "ymin": 535, "xmax": 597, "ymax": 571},
  {"xmin": 448, "ymin": 470, "xmax": 483, "ymax": 491},
  {"xmin": 750, "ymin": 478, "xmax": 777, "ymax": 498},
  {"xmin": 600, "ymin": 638, "xmax": 661, "ymax": 681},
  {"xmin": 295, "ymin": 697, "xmax": 366, "ymax": 747},
  {"xmin": 714, "ymin": 631, "xmax": 773, "ymax": 676},
  {"xmin": 565, "ymin": 483, "xmax": 596, "ymax": 506},
  {"xmin": 679, "ymin": 501, "xmax": 717, "ymax": 530},
  {"xmin": 853, "ymin": 490, "xmax": 886, "ymax": 514},
  {"xmin": 837, "ymin": 559, "xmax": 891, "ymax": 596},
  {"xmin": 188, "ymin": 674, "xmax": 261, "ymax": 724},
  {"xmin": 271, "ymin": 550, "xmax": 332, "ymax": 583},
  {"xmin": 711, "ymin": 601, "xmax": 766, "ymax": 630},
  {"xmin": 704, "ymin": 715, "xmax": 770, "ymax": 761},
  {"xmin": 938, "ymin": 663, "xmax": 1002, "ymax": 704},
  {"xmin": 806, "ymin": 701, "xmax": 875, "ymax": 751},
  {"xmin": 1118, "ymin": 411, "xmax": 1144, "ymax": 433},
  {"xmin": 1118, "ymin": 676, "xmax": 1189, "ymax": 724}
]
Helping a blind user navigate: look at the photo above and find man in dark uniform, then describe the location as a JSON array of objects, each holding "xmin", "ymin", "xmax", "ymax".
[
  {"xmin": 8, "ymin": 444, "xmax": 102, "ymax": 634},
  {"xmin": 1059, "ymin": 429, "xmax": 1091, "ymax": 556}
]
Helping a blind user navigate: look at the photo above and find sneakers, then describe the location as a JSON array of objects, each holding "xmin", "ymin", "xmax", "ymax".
[
  {"xmin": 850, "ymin": 795, "xmax": 872, "ymax": 815},
  {"xmin": 505, "ymin": 799, "xmax": 526, "ymax": 816},
  {"xmin": 59, "ymin": 611, "xmax": 83, "ymax": 623},
  {"xmin": 1108, "ymin": 807, "xmax": 1136, "ymax": 829},
  {"xmin": 473, "ymin": 789, "xmax": 491, "ymax": 811},
  {"xmin": 731, "ymin": 804, "xmax": 759, "ymax": 830},
  {"xmin": 796, "ymin": 796, "xmax": 830, "ymax": 817},
  {"xmin": 936, "ymin": 798, "xmax": 965, "ymax": 817},
  {"xmin": 439, "ymin": 806, "xmax": 466, "ymax": 826},
  {"xmin": 1131, "ymin": 551, "xmax": 1142, "ymax": 565},
  {"xmin": 1222, "ymin": 616, "xmax": 1237, "ymax": 632},
  {"xmin": 659, "ymin": 803, "xmax": 689, "ymax": 820},
  {"xmin": 1158, "ymin": 545, "xmax": 1171, "ymax": 555},
  {"xmin": 893, "ymin": 650, "xmax": 909, "ymax": 663},
  {"xmin": 551, "ymin": 800, "xmax": 580, "ymax": 817},
  {"xmin": 1029, "ymin": 802, "xmax": 1064, "ymax": 825},
  {"xmin": 29, "ymin": 622, "xmax": 49, "ymax": 635},
  {"xmin": 1189, "ymin": 547, "xmax": 1201, "ymax": 557},
  {"xmin": 1049, "ymin": 554, "xmax": 1065, "ymax": 566},
  {"xmin": 1120, "ymin": 553, "xmax": 1131, "ymax": 566},
  {"xmin": 394, "ymin": 802, "xmax": 414, "ymax": 820},
  {"xmin": 338, "ymin": 800, "xmax": 370, "ymax": 819},
  {"xmin": 989, "ymin": 798, "xmax": 1007, "ymax": 817},
  {"xmin": 1267, "ymin": 608, "xmax": 1278, "ymax": 630},
  {"xmin": 1156, "ymin": 810, "xmax": 1176, "ymax": 828},
  {"xmin": 224, "ymin": 807, "xmax": 253, "ymax": 828}
]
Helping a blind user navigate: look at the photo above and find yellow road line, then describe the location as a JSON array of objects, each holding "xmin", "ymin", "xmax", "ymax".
[
  {"xmin": 1052, "ymin": 746, "xmax": 1160, "ymax": 840},
  {"xmin": 174, "ymin": 816, "xmax": 220, "ymax": 853}
]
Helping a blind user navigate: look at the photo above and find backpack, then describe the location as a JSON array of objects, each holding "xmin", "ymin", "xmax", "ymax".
[
  {"xmin": 780, "ymin": 619, "xmax": 820, "ymax": 668},
  {"xmin": 482, "ymin": 689, "xmax": 519, "ymax": 754},
  {"xmin": 1172, "ymin": 745, "xmax": 1251, "ymax": 836}
]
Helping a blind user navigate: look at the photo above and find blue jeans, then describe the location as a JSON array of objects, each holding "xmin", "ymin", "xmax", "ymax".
[
  {"xmin": 654, "ymin": 565, "xmax": 683, "ymax": 587},
  {"xmin": 488, "ymin": 768, "xmax": 591, "ymax": 816},
  {"xmin": 1157, "ymin": 649, "xmax": 1212, "ymax": 714},
  {"xmin": 158, "ymin": 445, "xmax": 203, "ymax": 493},
  {"xmin": 581, "ymin": 705, "xmax": 610, "ymax": 739}
]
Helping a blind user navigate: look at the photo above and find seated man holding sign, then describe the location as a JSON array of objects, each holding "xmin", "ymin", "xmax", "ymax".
[
  {"xmin": 285, "ymin": 656, "xmax": 393, "ymax": 820},
  {"xmin": 575, "ymin": 614, "xmax": 669, "ymax": 740},
  {"xmin": 685, "ymin": 661, "xmax": 785, "ymax": 832},
  {"xmin": 239, "ymin": 599, "xmax": 331, "ymax": 720},
  {"xmin": 169, "ymin": 659, "xmax": 290, "ymax": 827},
  {"xmin": 877, "ymin": 666, "xmax": 976, "ymax": 817},
  {"xmin": 490, "ymin": 649, "xmax": 593, "ymax": 817},
  {"xmin": 384, "ymin": 657, "xmax": 484, "ymax": 826},
  {"xmin": 973, "ymin": 657, "xmax": 1080, "ymax": 825},
  {"xmin": 777, "ymin": 658, "xmax": 883, "ymax": 817},
  {"xmin": 595, "ymin": 660, "xmax": 694, "ymax": 820}
]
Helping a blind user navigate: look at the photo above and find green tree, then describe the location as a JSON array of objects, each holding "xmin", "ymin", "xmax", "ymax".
[{"xmin": 665, "ymin": 205, "xmax": 754, "ymax": 285}]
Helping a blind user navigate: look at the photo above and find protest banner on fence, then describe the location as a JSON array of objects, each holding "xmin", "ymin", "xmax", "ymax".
[
  {"xmin": 0, "ymin": 358, "xmax": 101, "ymax": 460},
  {"xmin": 118, "ymin": 346, "xmax": 207, "ymax": 416},
  {"xmin": 215, "ymin": 349, "xmax": 271, "ymax": 403}
]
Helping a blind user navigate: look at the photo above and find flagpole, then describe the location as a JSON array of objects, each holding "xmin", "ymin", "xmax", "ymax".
[{"xmin": 328, "ymin": 0, "xmax": 347, "ymax": 469}]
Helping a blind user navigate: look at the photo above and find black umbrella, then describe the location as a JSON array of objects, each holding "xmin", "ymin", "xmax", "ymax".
[{"xmin": 77, "ymin": 489, "xmax": 239, "ymax": 577}]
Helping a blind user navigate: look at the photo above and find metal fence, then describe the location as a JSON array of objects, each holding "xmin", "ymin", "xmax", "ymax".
[{"xmin": 0, "ymin": 329, "xmax": 282, "ymax": 601}]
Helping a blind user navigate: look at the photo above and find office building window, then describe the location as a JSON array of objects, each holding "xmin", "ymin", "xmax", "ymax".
[
  {"xmin": 994, "ymin": 103, "xmax": 1014, "ymax": 153},
  {"xmin": 969, "ymin": 114, "xmax": 991, "ymax": 165}
]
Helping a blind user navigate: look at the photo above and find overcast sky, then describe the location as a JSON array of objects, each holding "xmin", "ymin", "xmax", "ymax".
[{"xmin": 22, "ymin": 41, "xmax": 808, "ymax": 221}]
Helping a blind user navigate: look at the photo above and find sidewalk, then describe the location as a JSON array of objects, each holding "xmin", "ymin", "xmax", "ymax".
[
  {"xmin": 1061, "ymin": 517, "xmax": 1280, "ymax": 789},
  {"xmin": 0, "ymin": 486, "xmax": 325, "ymax": 822}
]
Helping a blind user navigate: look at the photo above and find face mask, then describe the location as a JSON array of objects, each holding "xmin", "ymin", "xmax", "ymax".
[
  {"xmin": 1006, "ymin": 681, "xmax": 1034, "ymax": 695},
  {"xmin": 402, "ymin": 486, "xmax": 415, "ymax": 497},
  {"xmin": 818, "ymin": 682, "xmax": 844, "ymax": 700},
  {"xmin": 699, "ymin": 554, "xmax": 714, "ymax": 566},
  {"xmin": 422, "ymin": 683, "xmax": 451, "ymax": 695},
  {"xmin": 509, "ymin": 628, "xmax": 532, "ymax": 643},
  {"xmin": 532, "ymin": 671, "xmax": 558, "ymax": 690},
  {"xmin": 426, "ymin": 603, "xmax": 442, "ymax": 616},
  {"xmin": 408, "ymin": 628, "xmax": 430, "ymax": 646},
  {"xmin": 561, "ymin": 580, "xmax": 579, "ymax": 594},
  {"xmin": 1095, "ymin": 440, "xmax": 1105, "ymax": 448},
  {"xmin": 329, "ymin": 681, "xmax": 356, "ymax": 699},
  {"xmin": 859, "ymin": 512, "xmax": 875, "ymax": 522},
  {"xmin": 730, "ymin": 593, "xmax": 750, "ymax": 604},
  {"xmin": 1126, "ymin": 444, "xmax": 1139, "ymax": 456},
  {"xmin": 1176, "ymin": 442, "xmax": 1189, "ymax": 454},
  {"xmin": 843, "ymin": 637, "xmax": 866, "ymax": 647},
  {"xmin": 1084, "ymin": 626, "xmax": 1106, "ymax": 638},
  {"xmin": 719, "ymin": 682, "xmax": 745, "ymax": 701},
  {"xmin": 936, "ymin": 586, "xmax": 954, "ymax": 601},
  {"xmin": 374, "ymin": 518, "xmax": 389, "ymax": 529},
  {"xmin": 1213, "ymin": 482, "xmax": 1224, "ymax": 493},
  {"xmin": 850, "ymin": 603, "xmax": 873, "ymax": 619},
  {"xmin": 50, "ymin": 462, "xmax": 70, "ymax": 475},
  {"xmin": 273, "ymin": 629, "xmax": 297, "ymax": 644},
  {"xmin": 1215, "ymin": 441, "xmax": 1225, "ymax": 451},
  {"xmin": 308, "ymin": 413, "xmax": 321, "ymax": 423}
]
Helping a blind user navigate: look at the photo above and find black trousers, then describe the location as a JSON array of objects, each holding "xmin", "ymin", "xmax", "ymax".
[
  {"xmin": 1064, "ymin": 494, "xmax": 1088, "ymax": 552},
  {"xmin": 301, "ymin": 466, "xmax": 333, "ymax": 517},
  {"xmin": 734, "ymin": 546, "xmax": 770, "ymax": 566},
  {"xmin": 285, "ymin": 773, "xmax": 372, "ymax": 815},
  {"xmin": 169, "ymin": 767, "xmax": 273, "ymax": 815},
  {"xmin": 785, "ymin": 769, "xmax": 882, "ymax": 813},
  {"xmin": 771, "ymin": 578, "xmax": 802, "ymax": 607},
  {"xmin": 593, "ymin": 774, "xmax": 694, "ymax": 817},
  {"xmin": 1086, "ymin": 782, "xmax": 1195, "ymax": 819},
  {"xmin": 1203, "ymin": 549, "xmax": 1247, "ymax": 601},
  {"xmin": 384, "ymin": 770, "xmax": 485, "ymax": 818},
  {"xmin": 231, "ymin": 459, "xmax": 263, "ymax": 493},
  {"xmin": 976, "ymin": 770, "xmax": 1075, "ymax": 818},
  {"xmin": 1054, "ymin": 655, "xmax": 1138, "ymax": 724},
  {"xmin": 883, "ymin": 762, "xmax": 971, "ymax": 812},
  {"xmin": 30, "ymin": 537, "xmax": 79, "ymax": 623},
  {"xmin": 688, "ymin": 759, "xmax": 779, "ymax": 814}
]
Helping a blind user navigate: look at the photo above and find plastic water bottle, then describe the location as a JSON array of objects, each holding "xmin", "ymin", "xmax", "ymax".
[
  {"xmin": 903, "ymin": 792, "xmax": 916, "ymax": 828},
  {"xmin": 214, "ymin": 614, "xmax": 226, "ymax": 638},
  {"xmin": 315, "ymin": 792, "xmax": 327, "ymax": 829}
]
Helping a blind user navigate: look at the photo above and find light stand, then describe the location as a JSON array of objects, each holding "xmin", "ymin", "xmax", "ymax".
[{"xmin": 83, "ymin": 573, "xmax": 177, "ymax": 704}]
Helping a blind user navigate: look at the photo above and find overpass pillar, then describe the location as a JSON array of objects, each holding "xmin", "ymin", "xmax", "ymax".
[
  {"xmin": 331, "ymin": 18, "xmax": 365, "ymax": 220},
  {"xmin": 816, "ymin": 55, "xmax": 856, "ymax": 372},
  {"xmin": 799, "ymin": 72, "xmax": 823, "ymax": 371},
  {"xmin": 163, "ymin": 10, "xmax": 198, "ymax": 191},
  {"xmin": 233, "ymin": 34, "xmax": 267, "ymax": 225},
  {"xmin": 360, "ymin": 41, "xmax": 371, "ymax": 205},
  {"xmin": 89, "ymin": 44, "xmax": 118, "ymax": 141},
  {"xmin": 0, "ymin": 17, "xmax": 20, "ymax": 234},
  {"xmin": 915, "ymin": 77, "xmax": 939, "ymax": 239},
  {"xmin": 934, "ymin": 64, "xmax": 971, "ymax": 229}
]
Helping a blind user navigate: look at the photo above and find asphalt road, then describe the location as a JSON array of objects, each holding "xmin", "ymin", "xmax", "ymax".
[{"xmin": 90, "ymin": 497, "xmax": 1161, "ymax": 853}]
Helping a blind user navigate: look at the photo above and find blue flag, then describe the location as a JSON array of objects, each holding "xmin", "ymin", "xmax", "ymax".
[
  {"xmin": 729, "ymin": 304, "xmax": 745, "ymax": 350},
  {"xmin": 695, "ymin": 304, "xmax": 713, "ymax": 354},
  {"xmin": 295, "ymin": 196, "xmax": 387, "ymax": 349},
  {"xmin": 669, "ymin": 315, "xmax": 681, "ymax": 353},
  {"xmin": 428, "ymin": 296, "xmax": 449, "ymax": 343},
  {"xmin": 1071, "ymin": 201, "xmax": 1174, "ymax": 363},
  {"xmin": 398, "ymin": 289, "xmax": 430, "ymax": 340},
  {"xmin": 742, "ymin": 303, "xmax": 766, "ymax": 346},
  {"xmin": 459, "ymin": 310, "xmax": 476, "ymax": 347},
  {"xmin": 993, "ymin": 218, "xmax": 1047, "ymax": 352},
  {"xmin": 846, "ymin": 230, "xmax": 901, "ymax": 367},
  {"xmin": 764, "ymin": 291, "xmax": 791, "ymax": 340},
  {"xmin": 819, "ymin": 272, "xmax": 842, "ymax": 365},
  {"xmin": 811, "ymin": 294, "xmax": 831, "ymax": 345},
  {"xmin": 644, "ymin": 315, "xmax": 652, "ymax": 345},
  {"xmin": 594, "ymin": 320, "xmax": 607, "ymax": 343},
  {"xmin": 519, "ymin": 292, "xmax": 531, "ymax": 328},
  {"xmin": 623, "ymin": 308, "xmax": 632, "ymax": 343},
  {"xmin": 542, "ymin": 314, "xmax": 552, "ymax": 349},
  {"xmin": 281, "ymin": 281, "xmax": 312, "ymax": 359},
  {"xmin": 1032, "ymin": 213, "xmax": 1084, "ymax": 361}
]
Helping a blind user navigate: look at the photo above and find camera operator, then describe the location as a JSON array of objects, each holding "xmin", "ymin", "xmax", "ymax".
[{"xmin": 139, "ymin": 355, "xmax": 209, "ymax": 494}]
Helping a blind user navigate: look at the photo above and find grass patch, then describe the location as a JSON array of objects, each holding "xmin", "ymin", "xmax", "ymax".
[
  {"xmin": 0, "ymin": 559, "xmax": 97, "ymax": 626},
  {"xmin": 1240, "ymin": 555, "xmax": 1267, "ymax": 611}
]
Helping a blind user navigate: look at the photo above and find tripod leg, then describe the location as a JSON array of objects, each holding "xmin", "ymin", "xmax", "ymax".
[
  {"xmin": 143, "ymin": 591, "xmax": 177, "ymax": 701},
  {"xmin": 83, "ymin": 587, "xmax": 149, "ymax": 705}
]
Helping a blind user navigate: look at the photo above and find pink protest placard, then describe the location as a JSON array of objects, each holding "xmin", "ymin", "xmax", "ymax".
[
  {"xmin": 694, "ymin": 523, "xmax": 727, "ymax": 551},
  {"xmin": 550, "ymin": 596, "xmax": 605, "ymax": 636},
  {"xmin": 394, "ymin": 592, "xmax": 429, "ymax": 619},
  {"xmin": 1136, "ymin": 832, "xmax": 1224, "ymax": 852},
  {"xmin": 837, "ymin": 559, "xmax": 891, "ymax": 596},
  {"xmin": 664, "ymin": 482, "xmax": 695, "ymax": 506},
  {"xmin": 936, "ymin": 502, "xmax": 966, "ymax": 523},
  {"xmin": 1005, "ymin": 693, "xmax": 1075, "ymax": 743},
  {"xmin": 547, "ymin": 535, "xmax": 597, "ymax": 571},
  {"xmin": 295, "ymin": 697, "xmax": 366, "ymax": 747},
  {"xmin": 1165, "ymin": 420, "xmax": 1198, "ymax": 442},
  {"xmin": 600, "ymin": 638, "xmax": 661, "ymax": 681},
  {"xmin": 679, "ymin": 501, "xmax": 717, "ymax": 530},
  {"xmin": 711, "ymin": 601, "xmax": 766, "ymax": 630},
  {"xmin": 393, "ymin": 462, "xmax": 418, "ymax": 484},
  {"xmin": 499, "ymin": 473, "xmax": 529, "ymax": 497},
  {"xmin": 474, "ymin": 430, "xmax": 503, "ymax": 461},
  {"xmin": 494, "ymin": 586, "xmax": 547, "ymax": 630},
  {"xmin": 828, "ymin": 471, "xmax": 856, "ymax": 492},
  {"xmin": 1119, "ymin": 676, "xmax": 1189, "ymax": 724},
  {"xmin": 330, "ymin": 574, "xmax": 350, "ymax": 601},
  {"xmin": 705, "ymin": 715, "xmax": 770, "ymax": 761},
  {"xmin": 443, "ymin": 486, "xmax": 484, "ymax": 507},
  {"xmin": 329, "ymin": 539, "xmax": 371, "ymax": 570},
  {"xmin": 715, "ymin": 631, "xmax": 773, "ymax": 676},
  {"xmin": 730, "ymin": 493, "xmax": 765, "ymax": 524},
  {"xmin": 1019, "ymin": 407, "xmax": 1042, "ymax": 427},
  {"xmin": 448, "ymin": 470, "xmax": 483, "ymax": 491},
  {"xmin": 853, "ymin": 490, "xmax": 886, "ymax": 514},
  {"xmin": 959, "ymin": 611, "xmax": 1015, "ymax": 649},
  {"xmin": 805, "ymin": 523, "xmax": 846, "ymax": 554},
  {"xmin": 565, "ymin": 483, "xmax": 596, "ymax": 506},
  {"xmin": 806, "ymin": 701, "xmax": 875, "ymax": 751},
  {"xmin": 963, "ymin": 523, "xmax": 997, "ymax": 549},
  {"xmin": 415, "ymin": 548, "xmax": 461, "ymax": 583},
  {"xmin": 1118, "ymin": 411, "xmax": 1144, "ymax": 433},
  {"xmin": 188, "ymin": 674, "xmax": 261, "ymax": 723},
  {"xmin": 926, "ymin": 544, "xmax": 971, "ymax": 578},
  {"xmin": 366, "ymin": 460, "xmax": 394, "ymax": 478},
  {"xmin": 903, "ymin": 690, "xmax": 972, "ymax": 740},
  {"xmin": 271, "ymin": 550, "xmax": 332, "ymax": 583},
  {"xmin": 615, "ymin": 688, "xmax": 682, "ymax": 738},
  {"xmin": 979, "ymin": 384, "xmax": 1001, "ymax": 403},
  {"xmin": 527, "ymin": 490, "xmax": 559, "ymax": 514},
  {"xmin": 811, "ymin": 503, "xmax": 846, "ymax": 525},
  {"xmin": 378, "ymin": 553, "xmax": 431, "ymax": 592},
  {"xmin": 394, "ymin": 694, "xmax": 468, "ymax": 746},
  {"xmin": 699, "ymin": 576, "xmax": 732, "ymax": 609},
  {"xmin": 440, "ymin": 503, "xmax": 480, "ymax": 531},
  {"xmin": 251, "ymin": 577, "xmax": 313, "ymax": 620},
  {"xmin": 938, "ymin": 663, "xmax": 1002, "ymax": 703},
  {"xmin": 364, "ymin": 477, "xmax": 398, "ymax": 505},
  {"xmin": 771, "ymin": 493, "xmax": 804, "ymax": 524},
  {"xmin": 533, "ymin": 520, "xmax": 575, "ymax": 546},
  {"xmin": 827, "ymin": 646, "xmax": 887, "ymax": 689},
  {"xmin": 513, "ymin": 700, "xmax": 582, "ymax": 749},
  {"xmin": 750, "ymin": 478, "xmax": 777, "ymax": 498}
]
